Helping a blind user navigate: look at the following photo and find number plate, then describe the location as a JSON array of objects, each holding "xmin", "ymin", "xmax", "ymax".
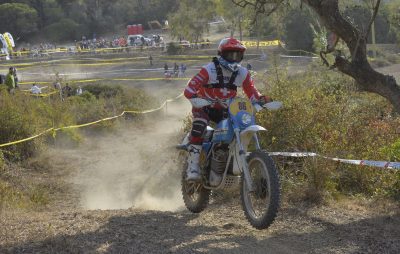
[{"xmin": 229, "ymin": 98, "xmax": 253, "ymax": 116}]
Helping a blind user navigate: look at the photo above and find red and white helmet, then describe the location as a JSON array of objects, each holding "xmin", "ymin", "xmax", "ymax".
[{"xmin": 218, "ymin": 37, "xmax": 246, "ymax": 63}]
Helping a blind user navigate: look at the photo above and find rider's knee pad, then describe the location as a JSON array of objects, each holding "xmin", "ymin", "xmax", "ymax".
[{"xmin": 191, "ymin": 120, "xmax": 207, "ymax": 138}]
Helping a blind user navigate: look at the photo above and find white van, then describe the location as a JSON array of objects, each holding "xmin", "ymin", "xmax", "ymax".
[{"xmin": 127, "ymin": 35, "xmax": 152, "ymax": 46}]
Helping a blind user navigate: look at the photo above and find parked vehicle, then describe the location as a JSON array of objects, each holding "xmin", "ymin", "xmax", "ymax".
[{"xmin": 128, "ymin": 35, "xmax": 152, "ymax": 46}]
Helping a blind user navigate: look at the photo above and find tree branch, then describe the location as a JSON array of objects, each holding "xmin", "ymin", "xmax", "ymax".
[{"xmin": 365, "ymin": 0, "xmax": 381, "ymax": 42}]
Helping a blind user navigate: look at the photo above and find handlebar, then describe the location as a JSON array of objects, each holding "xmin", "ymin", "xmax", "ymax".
[{"xmin": 190, "ymin": 97, "xmax": 283, "ymax": 111}]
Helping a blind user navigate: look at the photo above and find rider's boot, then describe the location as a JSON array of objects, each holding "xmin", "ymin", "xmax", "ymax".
[{"xmin": 186, "ymin": 144, "xmax": 202, "ymax": 181}]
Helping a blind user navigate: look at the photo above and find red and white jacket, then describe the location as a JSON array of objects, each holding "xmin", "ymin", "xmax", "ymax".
[{"xmin": 184, "ymin": 62, "xmax": 262, "ymax": 108}]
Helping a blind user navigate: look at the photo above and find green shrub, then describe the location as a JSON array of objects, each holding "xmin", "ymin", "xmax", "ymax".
[
  {"xmin": 167, "ymin": 42, "xmax": 182, "ymax": 55},
  {"xmin": 256, "ymin": 65, "xmax": 399, "ymax": 201},
  {"xmin": 0, "ymin": 83, "xmax": 154, "ymax": 161},
  {"xmin": 83, "ymin": 84, "xmax": 123, "ymax": 99},
  {"xmin": 283, "ymin": 9, "xmax": 314, "ymax": 52}
]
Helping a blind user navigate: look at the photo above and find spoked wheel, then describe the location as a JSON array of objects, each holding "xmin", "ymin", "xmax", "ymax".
[
  {"xmin": 181, "ymin": 162, "xmax": 210, "ymax": 213},
  {"xmin": 240, "ymin": 150, "xmax": 280, "ymax": 229}
]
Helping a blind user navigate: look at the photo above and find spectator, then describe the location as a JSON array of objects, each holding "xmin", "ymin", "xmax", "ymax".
[
  {"xmin": 30, "ymin": 83, "xmax": 41, "ymax": 94},
  {"xmin": 260, "ymin": 50, "xmax": 267, "ymax": 61},
  {"xmin": 181, "ymin": 63, "xmax": 187, "ymax": 74},
  {"xmin": 12, "ymin": 67, "xmax": 19, "ymax": 88},
  {"xmin": 0, "ymin": 74, "xmax": 5, "ymax": 84},
  {"xmin": 246, "ymin": 63, "xmax": 252, "ymax": 71},
  {"xmin": 53, "ymin": 81, "xmax": 63, "ymax": 100},
  {"xmin": 5, "ymin": 67, "xmax": 15, "ymax": 93},
  {"xmin": 164, "ymin": 63, "xmax": 171, "ymax": 78},
  {"xmin": 76, "ymin": 86, "xmax": 83, "ymax": 95},
  {"xmin": 149, "ymin": 54, "xmax": 153, "ymax": 66},
  {"xmin": 62, "ymin": 83, "xmax": 72, "ymax": 97},
  {"xmin": 173, "ymin": 62, "xmax": 179, "ymax": 77},
  {"xmin": 179, "ymin": 63, "xmax": 187, "ymax": 77}
]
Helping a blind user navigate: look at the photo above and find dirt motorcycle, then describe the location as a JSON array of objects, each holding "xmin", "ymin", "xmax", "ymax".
[{"xmin": 177, "ymin": 97, "xmax": 282, "ymax": 229}]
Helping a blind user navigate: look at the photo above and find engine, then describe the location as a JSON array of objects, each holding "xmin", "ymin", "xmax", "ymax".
[{"xmin": 209, "ymin": 146, "xmax": 228, "ymax": 186}]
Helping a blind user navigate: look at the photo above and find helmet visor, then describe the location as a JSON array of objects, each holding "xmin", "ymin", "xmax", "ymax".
[{"xmin": 222, "ymin": 51, "xmax": 244, "ymax": 63}]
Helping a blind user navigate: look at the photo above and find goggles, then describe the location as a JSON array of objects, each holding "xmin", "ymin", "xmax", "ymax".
[{"xmin": 221, "ymin": 51, "xmax": 244, "ymax": 63}]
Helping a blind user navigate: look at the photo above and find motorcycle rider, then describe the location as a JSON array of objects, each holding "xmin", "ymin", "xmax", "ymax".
[{"xmin": 184, "ymin": 37, "xmax": 271, "ymax": 181}]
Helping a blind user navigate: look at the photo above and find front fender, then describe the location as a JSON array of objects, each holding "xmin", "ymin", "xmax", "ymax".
[
  {"xmin": 240, "ymin": 125, "xmax": 266, "ymax": 137},
  {"xmin": 240, "ymin": 125, "xmax": 266, "ymax": 152}
]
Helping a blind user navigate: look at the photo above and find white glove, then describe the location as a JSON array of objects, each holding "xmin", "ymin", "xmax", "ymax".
[{"xmin": 189, "ymin": 98, "xmax": 212, "ymax": 108}]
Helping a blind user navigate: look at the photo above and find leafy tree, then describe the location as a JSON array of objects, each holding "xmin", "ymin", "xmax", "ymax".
[
  {"xmin": 283, "ymin": 9, "xmax": 314, "ymax": 51},
  {"xmin": 215, "ymin": 0, "xmax": 244, "ymax": 38},
  {"xmin": 385, "ymin": 0, "xmax": 400, "ymax": 44},
  {"xmin": 0, "ymin": 3, "xmax": 38, "ymax": 39},
  {"xmin": 233, "ymin": 0, "xmax": 400, "ymax": 113},
  {"xmin": 343, "ymin": 4, "xmax": 396, "ymax": 43},
  {"xmin": 169, "ymin": 0, "xmax": 216, "ymax": 42},
  {"xmin": 43, "ymin": 18, "xmax": 80, "ymax": 41}
]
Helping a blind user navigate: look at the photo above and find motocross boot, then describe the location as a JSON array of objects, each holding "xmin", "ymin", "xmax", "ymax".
[{"xmin": 186, "ymin": 144, "xmax": 202, "ymax": 181}]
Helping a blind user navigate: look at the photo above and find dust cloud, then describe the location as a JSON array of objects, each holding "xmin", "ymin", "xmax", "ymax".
[{"xmin": 68, "ymin": 98, "xmax": 191, "ymax": 211}]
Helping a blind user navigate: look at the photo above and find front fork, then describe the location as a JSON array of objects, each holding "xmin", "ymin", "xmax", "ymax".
[{"xmin": 234, "ymin": 129, "xmax": 255, "ymax": 192}]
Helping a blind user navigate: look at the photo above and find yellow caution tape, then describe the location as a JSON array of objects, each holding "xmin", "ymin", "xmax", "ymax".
[
  {"xmin": 19, "ymin": 81, "xmax": 50, "ymax": 85},
  {"xmin": 0, "ymin": 93, "xmax": 184, "ymax": 148},
  {"xmin": 29, "ymin": 91, "xmax": 59, "ymax": 97},
  {"xmin": 0, "ymin": 128, "xmax": 54, "ymax": 148},
  {"xmin": 0, "ymin": 57, "xmax": 202, "ymax": 70},
  {"xmin": 241, "ymin": 40, "xmax": 281, "ymax": 47},
  {"xmin": 19, "ymin": 77, "xmax": 190, "ymax": 86},
  {"xmin": 159, "ymin": 55, "xmax": 211, "ymax": 59},
  {"xmin": 54, "ymin": 112, "xmax": 125, "ymax": 130}
]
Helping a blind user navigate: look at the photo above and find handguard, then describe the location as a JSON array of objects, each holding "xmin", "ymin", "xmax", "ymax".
[
  {"xmin": 264, "ymin": 101, "xmax": 283, "ymax": 110},
  {"xmin": 254, "ymin": 101, "xmax": 283, "ymax": 112}
]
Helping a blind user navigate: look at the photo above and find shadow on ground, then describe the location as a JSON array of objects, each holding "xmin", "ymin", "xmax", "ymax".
[{"xmin": 2, "ymin": 207, "xmax": 399, "ymax": 254}]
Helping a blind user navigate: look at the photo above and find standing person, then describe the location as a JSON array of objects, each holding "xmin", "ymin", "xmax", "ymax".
[
  {"xmin": 5, "ymin": 67, "xmax": 15, "ymax": 93},
  {"xmin": 164, "ymin": 63, "xmax": 169, "ymax": 77},
  {"xmin": 246, "ymin": 62, "xmax": 252, "ymax": 71},
  {"xmin": 53, "ymin": 81, "xmax": 63, "ymax": 101},
  {"xmin": 12, "ymin": 67, "xmax": 19, "ymax": 88},
  {"xmin": 149, "ymin": 54, "xmax": 153, "ymax": 66},
  {"xmin": 180, "ymin": 63, "xmax": 187, "ymax": 77},
  {"xmin": 173, "ymin": 62, "xmax": 179, "ymax": 77},
  {"xmin": 183, "ymin": 37, "xmax": 271, "ymax": 181},
  {"xmin": 62, "ymin": 83, "xmax": 72, "ymax": 97},
  {"xmin": 178, "ymin": 64, "xmax": 184, "ymax": 78},
  {"xmin": 76, "ymin": 86, "xmax": 83, "ymax": 95},
  {"xmin": 0, "ymin": 74, "xmax": 5, "ymax": 85}
]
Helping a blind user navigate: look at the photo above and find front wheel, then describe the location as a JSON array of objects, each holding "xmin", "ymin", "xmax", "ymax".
[
  {"xmin": 181, "ymin": 162, "xmax": 210, "ymax": 213},
  {"xmin": 240, "ymin": 150, "xmax": 280, "ymax": 229}
]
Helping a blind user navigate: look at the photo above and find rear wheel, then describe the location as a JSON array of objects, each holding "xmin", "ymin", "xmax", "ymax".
[
  {"xmin": 181, "ymin": 161, "xmax": 210, "ymax": 213},
  {"xmin": 240, "ymin": 150, "xmax": 280, "ymax": 229}
]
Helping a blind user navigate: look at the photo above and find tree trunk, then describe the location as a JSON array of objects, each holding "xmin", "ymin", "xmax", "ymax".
[
  {"xmin": 256, "ymin": 17, "xmax": 260, "ymax": 50},
  {"xmin": 239, "ymin": 16, "xmax": 243, "ymax": 41},
  {"xmin": 303, "ymin": 0, "xmax": 400, "ymax": 113}
]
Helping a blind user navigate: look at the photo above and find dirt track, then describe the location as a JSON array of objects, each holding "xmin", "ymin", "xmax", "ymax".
[
  {"xmin": 1, "ymin": 57, "xmax": 399, "ymax": 253},
  {"xmin": 1, "ymin": 96, "xmax": 399, "ymax": 254}
]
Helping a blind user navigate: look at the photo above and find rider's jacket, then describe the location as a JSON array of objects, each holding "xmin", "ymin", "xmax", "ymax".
[{"xmin": 184, "ymin": 60, "xmax": 261, "ymax": 108}]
